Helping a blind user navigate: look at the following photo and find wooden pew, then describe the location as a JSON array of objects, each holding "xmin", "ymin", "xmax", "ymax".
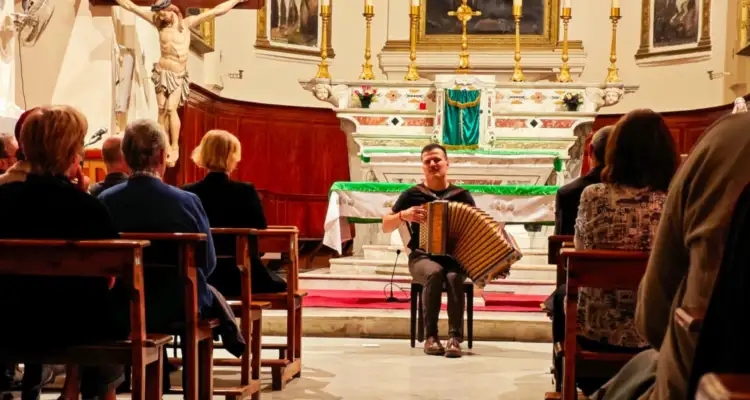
[
  {"xmin": 0, "ymin": 239, "xmax": 169, "ymax": 400},
  {"xmin": 209, "ymin": 228, "xmax": 270, "ymax": 400},
  {"xmin": 250, "ymin": 226, "xmax": 307, "ymax": 391},
  {"xmin": 546, "ymin": 235, "xmax": 573, "ymax": 392},
  {"xmin": 555, "ymin": 250, "xmax": 650, "ymax": 400},
  {"xmin": 118, "ymin": 233, "xmax": 215, "ymax": 400}
]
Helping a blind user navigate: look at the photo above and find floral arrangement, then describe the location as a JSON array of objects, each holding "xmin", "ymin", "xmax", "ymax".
[
  {"xmin": 355, "ymin": 85, "xmax": 377, "ymax": 108},
  {"xmin": 562, "ymin": 92, "xmax": 583, "ymax": 111}
]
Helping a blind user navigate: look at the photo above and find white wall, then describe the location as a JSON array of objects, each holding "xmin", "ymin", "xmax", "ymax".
[{"xmin": 214, "ymin": 0, "xmax": 737, "ymax": 113}]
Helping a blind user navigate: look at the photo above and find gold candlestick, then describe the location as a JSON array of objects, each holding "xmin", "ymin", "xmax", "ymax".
[
  {"xmin": 315, "ymin": 4, "xmax": 332, "ymax": 79},
  {"xmin": 448, "ymin": 0, "xmax": 481, "ymax": 72},
  {"xmin": 557, "ymin": 7, "xmax": 573, "ymax": 83},
  {"xmin": 741, "ymin": 0, "xmax": 748, "ymax": 48},
  {"xmin": 605, "ymin": 7, "xmax": 621, "ymax": 83},
  {"xmin": 510, "ymin": 4, "xmax": 525, "ymax": 82},
  {"xmin": 360, "ymin": 4, "xmax": 375, "ymax": 80},
  {"xmin": 404, "ymin": 4, "xmax": 421, "ymax": 81}
]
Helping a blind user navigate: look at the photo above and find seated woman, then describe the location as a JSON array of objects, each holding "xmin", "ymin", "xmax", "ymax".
[
  {"xmin": 0, "ymin": 105, "xmax": 126, "ymax": 400},
  {"xmin": 183, "ymin": 129, "xmax": 287, "ymax": 295},
  {"xmin": 552, "ymin": 109, "xmax": 681, "ymax": 395}
]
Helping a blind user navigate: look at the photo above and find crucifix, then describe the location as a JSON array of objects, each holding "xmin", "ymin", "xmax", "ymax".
[
  {"xmin": 448, "ymin": 0, "xmax": 480, "ymax": 72},
  {"xmin": 92, "ymin": 0, "xmax": 263, "ymax": 166}
]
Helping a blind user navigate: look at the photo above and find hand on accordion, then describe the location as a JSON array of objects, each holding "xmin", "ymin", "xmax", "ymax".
[{"xmin": 399, "ymin": 206, "xmax": 427, "ymax": 223}]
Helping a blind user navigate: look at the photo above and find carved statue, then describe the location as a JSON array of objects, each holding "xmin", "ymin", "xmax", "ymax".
[
  {"xmin": 113, "ymin": 0, "xmax": 246, "ymax": 166},
  {"xmin": 733, "ymin": 97, "xmax": 748, "ymax": 114}
]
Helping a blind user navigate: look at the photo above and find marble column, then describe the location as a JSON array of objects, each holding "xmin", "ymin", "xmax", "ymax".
[{"xmin": 0, "ymin": 0, "xmax": 23, "ymax": 132}]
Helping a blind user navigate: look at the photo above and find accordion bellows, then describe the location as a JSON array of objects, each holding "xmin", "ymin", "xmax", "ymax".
[{"xmin": 418, "ymin": 200, "xmax": 523, "ymax": 288}]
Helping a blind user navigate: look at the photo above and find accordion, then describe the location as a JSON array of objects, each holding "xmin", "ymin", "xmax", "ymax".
[{"xmin": 418, "ymin": 200, "xmax": 522, "ymax": 288}]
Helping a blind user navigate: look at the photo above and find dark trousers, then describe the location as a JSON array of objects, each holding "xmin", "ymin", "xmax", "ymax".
[
  {"xmin": 408, "ymin": 252, "xmax": 466, "ymax": 340},
  {"xmin": 550, "ymin": 285, "xmax": 647, "ymax": 395},
  {"xmin": 0, "ymin": 364, "xmax": 47, "ymax": 400}
]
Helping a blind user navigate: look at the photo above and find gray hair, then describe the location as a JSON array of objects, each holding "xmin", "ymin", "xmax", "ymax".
[{"xmin": 122, "ymin": 119, "xmax": 167, "ymax": 172}]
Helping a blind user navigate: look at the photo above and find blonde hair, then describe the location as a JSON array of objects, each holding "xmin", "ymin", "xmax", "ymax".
[
  {"xmin": 21, "ymin": 105, "xmax": 87, "ymax": 175},
  {"xmin": 191, "ymin": 130, "xmax": 242, "ymax": 172}
]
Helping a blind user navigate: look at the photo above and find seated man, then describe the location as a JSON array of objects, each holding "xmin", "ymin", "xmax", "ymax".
[
  {"xmin": 89, "ymin": 136, "xmax": 129, "ymax": 197},
  {"xmin": 98, "ymin": 119, "xmax": 244, "ymax": 363},
  {"xmin": 593, "ymin": 113, "xmax": 750, "ymax": 399},
  {"xmin": 554, "ymin": 125, "xmax": 611, "ymax": 236},
  {"xmin": 381, "ymin": 144, "xmax": 475, "ymax": 358}
]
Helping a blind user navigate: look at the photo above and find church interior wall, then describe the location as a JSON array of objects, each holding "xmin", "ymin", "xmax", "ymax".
[{"xmin": 211, "ymin": 0, "xmax": 735, "ymax": 113}]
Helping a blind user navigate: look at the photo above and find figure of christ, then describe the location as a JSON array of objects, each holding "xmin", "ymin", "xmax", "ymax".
[{"xmin": 113, "ymin": 0, "xmax": 247, "ymax": 166}]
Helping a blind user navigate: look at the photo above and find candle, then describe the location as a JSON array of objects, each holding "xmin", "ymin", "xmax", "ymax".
[
  {"xmin": 411, "ymin": 0, "xmax": 420, "ymax": 6},
  {"xmin": 563, "ymin": 0, "xmax": 571, "ymax": 8},
  {"xmin": 321, "ymin": 0, "xmax": 329, "ymax": 5},
  {"xmin": 611, "ymin": 0, "xmax": 619, "ymax": 8},
  {"xmin": 513, "ymin": 0, "xmax": 522, "ymax": 6},
  {"xmin": 365, "ymin": 0, "xmax": 372, "ymax": 5}
]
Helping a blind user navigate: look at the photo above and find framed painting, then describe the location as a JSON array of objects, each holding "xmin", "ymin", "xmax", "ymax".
[
  {"xmin": 186, "ymin": 7, "xmax": 215, "ymax": 54},
  {"xmin": 635, "ymin": 0, "xmax": 712, "ymax": 60},
  {"xmin": 414, "ymin": 0, "xmax": 568, "ymax": 50},
  {"xmin": 255, "ymin": 0, "xmax": 335, "ymax": 58}
]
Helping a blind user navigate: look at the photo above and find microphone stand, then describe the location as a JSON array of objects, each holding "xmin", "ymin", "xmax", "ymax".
[{"xmin": 385, "ymin": 249, "xmax": 402, "ymax": 303}]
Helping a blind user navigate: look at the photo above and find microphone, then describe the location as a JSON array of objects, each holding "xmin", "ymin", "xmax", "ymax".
[
  {"xmin": 384, "ymin": 249, "xmax": 403, "ymax": 303},
  {"xmin": 84, "ymin": 128, "xmax": 108, "ymax": 147}
]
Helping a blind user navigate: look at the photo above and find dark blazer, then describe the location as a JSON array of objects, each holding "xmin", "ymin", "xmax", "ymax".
[
  {"xmin": 183, "ymin": 172, "xmax": 286, "ymax": 295},
  {"xmin": 554, "ymin": 166, "xmax": 603, "ymax": 235},
  {"xmin": 89, "ymin": 172, "xmax": 128, "ymax": 197},
  {"xmin": 98, "ymin": 175, "xmax": 216, "ymax": 311},
  {"xmin": 0, "ymin": 174, "xmax": 123, "ymax": 343}
]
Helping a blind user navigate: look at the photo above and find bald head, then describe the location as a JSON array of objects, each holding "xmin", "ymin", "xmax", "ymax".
[
  {"xmin": 590, "ymin": 125, "xmax": 613, "ymax": 167},
  {"xmin": 101, "ymin": 136, "xmax": 128, "ymax": 173}
]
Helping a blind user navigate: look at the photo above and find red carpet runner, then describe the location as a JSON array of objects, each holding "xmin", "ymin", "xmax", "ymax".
[{"xmin": 302, "ymin": 289, "xmax": 546, "ymax": 312}]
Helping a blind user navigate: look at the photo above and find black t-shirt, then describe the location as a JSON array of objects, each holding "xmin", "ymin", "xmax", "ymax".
[{"xmin": 391, "ymin": 184, "xmax": 476, "ymax": 251}]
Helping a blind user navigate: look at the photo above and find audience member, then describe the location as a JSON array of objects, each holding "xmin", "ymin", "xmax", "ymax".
[
  {"xmin": 89, "ymin": 136, "xmax": 129, "ymax": 197},
  {"xmin": 593, "ymin": 112, "xmax": 750, "ymax": 399},
  {"xmin": 554, "ymin": 109, "xmax": 680, "ymax": 395},
  {"xmin": 0, "ymin": 108, "xmax": 38, "ymax": 185},
  {"xmin": 97, "ymin": 119, "xmax": 245, "ymax": 363},
  {"xmin": 183, "ymin": 130, "xmax": 287, "ymax": 295},
  {"xmin": 0, "ymin": 132, "xmax": 19, "ymax": 174},
  {"xmin": 0, "ymin": 105, "xmax": 125, "ymax": 400},
  {"xmin": 554, "ymin": 125, "xmax": 612, "ymax": 235}
]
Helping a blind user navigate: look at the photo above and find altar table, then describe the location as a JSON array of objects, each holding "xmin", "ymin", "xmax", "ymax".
[{"xmin": 323, "ymin": 182, "xmax": 558, "ymax": 254}]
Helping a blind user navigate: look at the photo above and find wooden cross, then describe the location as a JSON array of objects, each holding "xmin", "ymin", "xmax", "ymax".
[
  {"xmin": 90, "ymin": 0, "xmax": 264, "ymax": 12},
  {"xmin": 448, "ymin": 0, "xmax": 481, "ymax": 71}
]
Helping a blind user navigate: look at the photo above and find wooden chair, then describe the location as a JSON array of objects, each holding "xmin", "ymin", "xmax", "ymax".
[
  {"xmin": 696, "ymin": 373, "xmax": 750, "ymax": 399},
  {"xmin": 249, "ymin": 226, "xmax": 307, "ymax": 391},
  {"xmin": 409, "ymin": 281, "xmax": 474, "ymax": 349},
  {"xmin": 0, "ymin": 239, "xmax": 169, "ymax": 400},
  {"xmin": 119, "ymin": 233, "xmax": 215, "ymax": 400},
  {"xmin": 556, "ymin": 250, "xmax": 650, "ymax": 400},
  {"xmin": 546, "ymin": 235, "xmax": 573, "ymax": 391},
  {"xmin": 208, "ymin": 228, "xmax": 271, "ymax": 400}
]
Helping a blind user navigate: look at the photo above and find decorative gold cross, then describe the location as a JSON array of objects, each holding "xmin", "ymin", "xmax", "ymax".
[{"xmin": 448, "ymin": 0, "xmax": 481, "ymax": 71}]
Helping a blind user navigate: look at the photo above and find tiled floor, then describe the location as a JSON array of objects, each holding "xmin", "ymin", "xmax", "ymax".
[{"xmin": 34, "ymin": 337, "xmax": 553, "ymax": 399}]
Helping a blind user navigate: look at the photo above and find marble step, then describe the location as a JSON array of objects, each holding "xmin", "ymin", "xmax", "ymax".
[
  {"xmin": 301, "ymin": 269, "xmax": 556, "ymax": 295},
  {"xmin": 260, "ymin": 308, "xmax": 552, "ymax": 343},
  {"xmin": 328, "ymin": 256, "xmax": 556, "ymax": 282},
  {"xmin": 361, "ymin": 244, "xmax": 548, "ymax": 266}
]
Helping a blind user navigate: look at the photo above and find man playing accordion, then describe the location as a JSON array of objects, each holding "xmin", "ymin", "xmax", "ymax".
[{"xmin": 381, "ymin": 144, "xmax": 475, "ymax": 358}]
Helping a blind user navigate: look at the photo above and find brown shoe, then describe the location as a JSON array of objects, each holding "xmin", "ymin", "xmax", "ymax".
[
  {"xmin": 445, "ymin": 337, "xmax": 462, "ymax": 358},
  {"xmin": 423, "ymin": 336, "xmax": 445, "ymax": 356}
]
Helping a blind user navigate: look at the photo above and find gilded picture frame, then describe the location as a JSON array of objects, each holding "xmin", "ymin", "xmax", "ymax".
[
  {"xmin": 385, "ymin": 0, "xmax": 577, "ymax": 52},
  {"xmin": 255, "ymin": 0, "xmax": 336, "ymax": 58},
  {"xmin": 635, "ymin": 0, "xmax": 711, "ymax": 60},
  {"xmin": 187, "ymin": 7, "xmax": 215, "ymax": 54}
]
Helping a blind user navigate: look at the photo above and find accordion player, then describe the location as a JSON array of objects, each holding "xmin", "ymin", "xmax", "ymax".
[{"xmin": 418, "ymin": 200, "xmax": 522, "ymax": 288}]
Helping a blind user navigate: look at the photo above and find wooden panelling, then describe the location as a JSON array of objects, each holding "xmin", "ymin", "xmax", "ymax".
[
  {"xmin": 173, "ymin": 85, "xmax": 350, "ymax": 239},
  {"xmin": 582, "ymin": 99, "xmax": 742, "ymax": 174}
]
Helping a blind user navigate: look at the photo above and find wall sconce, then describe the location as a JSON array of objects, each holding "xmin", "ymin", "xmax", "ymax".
[
  {"xmin": 708, "ymin": 70, "xmax": 731, "ymax": 80},
  {"xmin": 228, "ymin": 70, "xmax": 244, "ymax": 79}
]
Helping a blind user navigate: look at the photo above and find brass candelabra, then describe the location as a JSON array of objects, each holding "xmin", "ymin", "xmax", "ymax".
[
  {"xmin": 360, "ymin": 4, "xmax": 375, "ymax": 80},
  {"xmin": 315, "ymin": 4, "xmax": 332, "ymax": 79},
  {"xmin": 605, "ymin": 7, "xmax": 621, "ymax": 83},
  {"xmin": 510, "ymin": 5, "xmax": 525, "ymax": 82},
  {"xmin": 404, "ymin": 5, "xmax": 421, "ymax": 81},
  {"xmin": 558, "ymin": 7, "xmax": 572, "ymax": 83},
  {"xmin": 741, "ymin": 0, "xmax": 749, "ymax": 48}
]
